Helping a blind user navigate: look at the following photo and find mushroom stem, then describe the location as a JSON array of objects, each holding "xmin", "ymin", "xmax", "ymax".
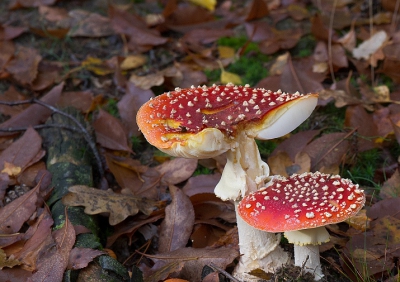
[
  {"xmin": 293, "ymin": 244, "xmax": 324, "ymax": 280},
  {"xmin": 234, "ymin": 203, "xmax": 289, "ymax": 280},
  {"xmin": 214, "ymin": 132, "xmax": 289, "ymax": 279},
  {"xmin": 284, "ymin": 227, "xmax": 330, "ymax": 281}
]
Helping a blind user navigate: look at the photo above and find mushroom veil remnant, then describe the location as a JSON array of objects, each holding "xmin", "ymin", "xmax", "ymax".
[
  {"xmin": 238, "ymin": 172, "xmax": 366, "ymax": 280},
  {"xmin": 137, "ymin": 84, "xmax": 318, "ymax": 280}
]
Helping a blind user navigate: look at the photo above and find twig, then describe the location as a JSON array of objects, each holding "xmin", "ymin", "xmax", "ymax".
[
  {"xmin": 209, "ymin": 263, "xmax": 242, "ymax": 282},
  {"xmin": 0, "ymin": 99, "xmax": 104, "ymax": 178},
  {"xmin": 297, "ymin": 255, "xmax": 310, "ymax": 278},
  {"xmin": 0, "ymin": 124, "xmax": 80, "ymax": 133}
]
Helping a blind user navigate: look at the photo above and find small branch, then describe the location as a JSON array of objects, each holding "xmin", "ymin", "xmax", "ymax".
[
  {"xmin": 0, "ymin": 124, "xmax": 80, "ymax": 133},
  {"xmin": 0, "ymin": 99, "xmax": 104, "ymax": 178},
  {"xmin": 209, "ymin": 263, "xmax": 241, "ymax": 282}
]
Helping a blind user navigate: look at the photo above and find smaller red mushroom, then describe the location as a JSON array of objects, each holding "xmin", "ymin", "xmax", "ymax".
[{"xmin": 238, "ymin": 172, "xmax": 366, "ymax": 280}]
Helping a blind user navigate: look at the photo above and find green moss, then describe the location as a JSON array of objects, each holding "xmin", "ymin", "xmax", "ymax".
[
  {"xmin": 103, "ymin": 98, "xmax": 119, "ymax": 118},
  {"xmin": 210, "ymin": 36, "xmax": 270, "ymax": 86},
  {"xmin": 226, "ymin": 54, "xmax": 269, "ymax": 86},
  {"xmin": 342, "ymin": 148, "xmax": 380, "ymax": 187},
  {"xmin": 193, "ymin": 164, "xmax": 213, "ymax": 176},
  {"xmin": 256, "ymin": 140, "xmax": 278, "ymax": 159},
  {"xmin": 290, "ymin": 34, "xmax": 316, "ymax": 58}
]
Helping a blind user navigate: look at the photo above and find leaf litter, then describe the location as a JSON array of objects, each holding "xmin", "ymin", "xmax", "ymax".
[{"xmin": 0, "ymin": 0, "xmax": 400, "ymax": 281}]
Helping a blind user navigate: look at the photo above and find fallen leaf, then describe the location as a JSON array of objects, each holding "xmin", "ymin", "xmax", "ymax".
[
  {"xmin": 120, "ymin": 55, "xmax": 147, "ymax": 70},
  {"xmin": 352, "ymin": 30, "xmax": 388, "ymax": 61},
  {"xmin": 270, "ymin": 130, "xmax": 321, "ymax": 161},
  {"xmin": 344, "ymin": 105, "xmax": 379, "ymax": 152},
  {"xmin": 109, "ymin": 5, "xmax": 167, "ymax": 52},
  {"xmin": 245, "ymin": 0, "xmax": 269, "ymax": 21},
  {"xmin": 302, "ymin": 132, "xmax": 351, "ymax": 171},
  {"xmin": 0, "ymin": 180, "xmax": 40, "ymax": 234},
  {"xmin": 67, "ymin": 248, "xmax": 105, "ymax": 270},
  {"xmin": 268, "ymin": 151, "xmax": 310, "ymax": 177},
  {"xmin": 0, "ymin": 127, "xmax": 43, "ymax": 172},
  {"xmin": 92, "ymin": 109, "xmax": 132, "ymax": 153},
  {"xmin": 0, "ymin": 25, "xmax": 27, "ymax": 40},
  {"xmin": 280, "ymin": 54, "xmax": 324, "ymax": 94},
  {"xmin": 158, "ymin": 185, "xmax": 195, "ymax": 253},
  {"xmin": 367, "ymin": 197, "xmax": 400, "ymax": 220},
  {"xmin": 8, "ymin": 0, "xmax": 57, "ymax": 9},
  {"xmin": 1, "ymin": 162, "xmax": 21, "ymax": 177},
  {"xmin": 6, "ymin": 46, "xmax": 41, "ymax": 85},
  {"xmin": 13, "ymin": 208, "xmax": 54, "ymax": 271},
  {"xmin": 105, "ymin": 153, "xmax": 160, "ymax": 198},
  {"xmin": 28, "ymin": 210, "xmax": 75, "ymax": 282},
  {"xmin": 220, "ymin": 68, "xmax": 242, "ymax": 85},
  {"xmin": 0, "ymin": 249, "xmax": 21, "ymax": 269},
  {"xmin": 150, "ymin": 247, "xmax": 239, "ymax": 282},
  {"xmin": 68, "ymin": 10, "xmax": 115, "ymax": 37},
  {"xmin": 188, "ymin": 0, "xmax": 216, "ymax": 11},
  {"xmin": 38, "ymin": 6, "xmax": 69, "ymax": 22},
  {"xmin": 0, "ymin": 83, "xmax": 63, "ymax": 135},
  {"xmin": 155, "ymin": 158, "xmax": 198, "ymax": 185},
  {"xmin": 62, "ymin": 185, "xmax": 158, "ymax": 225},
  {"xmin": 380, "ymin": 170, "xmax": 400, "ymax": 199},
  {"xmin": 118, "ymin": 82, "xmax": 155, "ymax": 137},
  {"xmin": 58, "ymin": 91, "xmax": 94, "ymax": 113},
  {"xmin": 82, "ymin": 56, "xmax": 114, "ymax": 76},
  {"xmin": 129, "ymin": 73, "xmax": 165, "ymax": 90}
]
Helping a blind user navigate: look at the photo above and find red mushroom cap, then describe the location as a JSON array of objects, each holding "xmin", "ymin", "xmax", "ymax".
[
  {"xmin": 237, "ymin": 172, "xmax": 365, "ymax": 232},
  {"xmin": 136, "ymin": 84, "xmax": 318, "ymax": 158}
]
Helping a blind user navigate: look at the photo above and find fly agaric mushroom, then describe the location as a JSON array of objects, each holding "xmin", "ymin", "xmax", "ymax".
[
  {"xmin": 238, "ymin": 172, "xmax": 366, "ymax": 280},
  {"xmin": 136, "ymin": 84, "xmax": 318, "ymax": 279}
]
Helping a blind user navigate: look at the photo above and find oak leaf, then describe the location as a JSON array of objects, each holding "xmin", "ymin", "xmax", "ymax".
[{"xmin": 62, "ymin": 185, "xmax": 158, "ymax": 225}]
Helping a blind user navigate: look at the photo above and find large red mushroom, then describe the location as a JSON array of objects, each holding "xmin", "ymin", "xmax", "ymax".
[
  {"xmin": 137, "ymin": 84, "xmax": 318, "ymax": 279},
  {"xmin": 238, "ymin": 172, "xmax": 366, "ymax": 280}
]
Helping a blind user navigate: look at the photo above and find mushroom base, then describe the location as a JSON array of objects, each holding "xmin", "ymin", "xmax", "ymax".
[
  {"xmin": 293, "ymin": 244, "xmax": 324, "ymax": 280},
  {"xmin": 233, "ymin": 203, "xmax": 290, "ymax": 280}
]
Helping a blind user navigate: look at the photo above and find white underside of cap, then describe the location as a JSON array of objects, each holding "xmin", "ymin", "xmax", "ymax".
[{"xmin": 256, "ymin": 95, "xmax": 318, "ymax": 140}]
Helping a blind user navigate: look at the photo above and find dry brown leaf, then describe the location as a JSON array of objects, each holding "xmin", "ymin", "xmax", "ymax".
[
  {"xmin": 0, "ymin": 248, "xmax": 21, "ymax": 269},
  {"xmin": 109, "ymin": 5, "xmax": 167, "ymax": 52},
  {"xmin": 117, "ymin": 82, "xmax": 155, "ymax": 137},
  {"xmin": 268, "ymin": 151, "xmax": 310, "ymax": 177},
  {"xmin": 62, "ymin": 185, "xmax": 158, "ymax": 225},
  {"xmin": 0, "ymin": 83, "xmax": 63, "ymax": 135},
  {"xmin": 6, "ymin": 46, "xmax": 41, "ymax": 85},
  {"xmin": 0, "ymin": 181, "xmax": 40, "ymax": 234},
  {"xmin": 380, "ymin": 170, "xmax": 400, "ymax": 199},
  {"xmin": 367, "ymin": 197, "xmax": 400, "ymax": 220},
  {"xmin": 302, "ymin": 132, "xmax": 351, "ymax": 171},
  {"xmin": 156, "ymin": 158, "xmax": 198, "ymax": 186},
  {"xmin": 344, "ymin": 105, "xmax": 379, "ymax": 152},
  {"xmin": 38, "ymin": 6, "xmax": 69, "ymax": 22},
  {"xmin": 280, "ymin": 55, "xmax": 324, "ymax": 94},
  {"xmin": 158, "ymin": 185, "xmax": 195, "ymax": 253},
  {"xmin": 0, "ymin": 25, "xmax": 27, "ymax": 41},
  {"xmin": 0, "ymin": 127, "xmax": 43, "ymax": 173},
  {"xmin": 28, "ymin": 210, "xmax": 75, "ymax": 282},
  {"xmin": 0, "ymin": 86, "xmax": 27, "ymax": 117},
  {"xmin": 93, "ymin": 109, "xmax": 132, "ymax": 153},
  {"xmin": 68, "ymin": 10, "xmax": 115, "ymax": 37},
  {"xmin": 13, "ymin": 208, "xmax": 54, "ymax": 271},
  {"xmin": 67, "ymin": 248, "xmax": 105, "ymax": 270},
  {"xmin": 150, "ymin": 247, "xmax": 239, "ymax": 282},
  {"xmin": 270, "ymin": 130, "xmax": 321, "ymax": 161}
]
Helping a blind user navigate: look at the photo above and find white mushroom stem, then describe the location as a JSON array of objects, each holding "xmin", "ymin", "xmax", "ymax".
[
  {"xmin": 284, "ymin": 227, "xmax": 330, "ymax": 281},
  {"xmin": 214, "ymin": 132, "xmax": 289, "ymax": 280}
]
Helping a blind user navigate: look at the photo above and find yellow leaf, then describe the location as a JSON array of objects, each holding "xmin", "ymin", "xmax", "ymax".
[
  {"xmin": 82, "ymin": 56, "xmax": 113, "ymax": 76},
  {"xmin": 220, "ymin": 69, "xmax": 242, "ymax": 85},
  {"xmin": 1, "ymin": 162, "xmax": 21, "ymax": 177},
  {"xmin": 218, "ymin": 46, "xmax": 235, "ymax": 59},
  {"xmin": 188, "ymin": 0, "xmax": 216, "ymax": 11},
  {"xmin": 120, "ymin": 55, "xmax": 147, "ymax": 70}
]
